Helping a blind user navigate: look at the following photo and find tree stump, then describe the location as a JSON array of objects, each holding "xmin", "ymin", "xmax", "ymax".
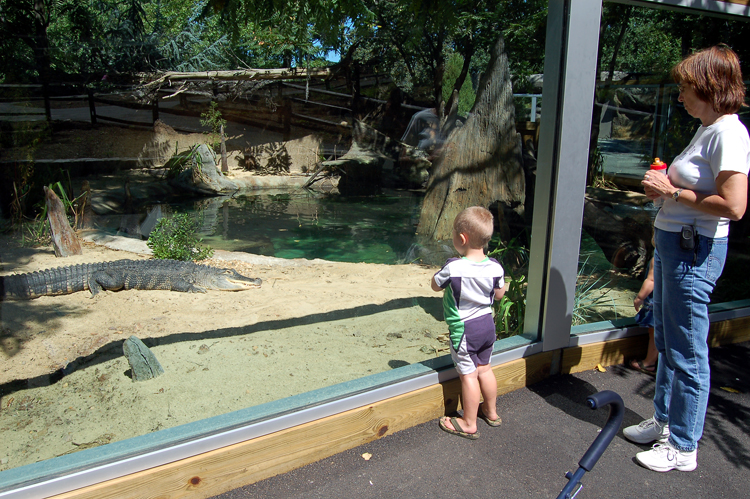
[
  {"xmin": 45, "ymin": 186, "xmax": 82, "ymax": 257},
  {"xmin": 416, "ymin": 34, "xmax": 525, "ymax": 241}
]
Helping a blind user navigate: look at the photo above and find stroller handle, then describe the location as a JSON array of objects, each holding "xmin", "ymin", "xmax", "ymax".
[{"xmin": 579, "ymin": 390, "xmax": 625, "ymax": 471}]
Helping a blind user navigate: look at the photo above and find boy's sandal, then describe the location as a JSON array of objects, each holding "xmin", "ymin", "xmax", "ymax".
[
  {"xmin": 629, "ymin": 359, "xmax": 657, "ymax": 376},
  {"xmin": 438, "ymin": 417, "xmax": 479, "ymax": 440},
  {"xmin": 477, "ymin": 407, "xmax": 502, "ymax": 427}
]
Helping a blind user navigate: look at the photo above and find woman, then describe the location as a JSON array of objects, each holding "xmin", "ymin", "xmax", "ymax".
[{"xmin": 623, "ymin": 44, "xmax": 749, "ymax": 472}]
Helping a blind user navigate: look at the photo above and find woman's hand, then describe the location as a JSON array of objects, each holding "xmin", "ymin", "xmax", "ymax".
[
  {"xmin": 643, "ymin": 170, "xmax": 748, "ymax": 221},
  {"xmin": 642, "ymin": 170, "xmax": 676, "ymax": 200}
]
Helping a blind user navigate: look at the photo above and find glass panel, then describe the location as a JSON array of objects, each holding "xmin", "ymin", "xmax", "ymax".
[
  {"xmin": 0, "ymin": 0, "xmax": 547, "ymax": 478},
  {"xmin": 579, "ymin": 2, "xmax": 750, "ymax": 327}
]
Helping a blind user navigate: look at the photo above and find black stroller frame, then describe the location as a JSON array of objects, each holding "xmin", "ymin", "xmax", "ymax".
[{"xmin": 555, "ymin": 390, "xmax": 625, "ymax": 499}]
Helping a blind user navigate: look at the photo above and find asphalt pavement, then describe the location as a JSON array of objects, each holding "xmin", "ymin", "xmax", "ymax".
[{"xmin": 211, "ymin": 341, "xmax": 750, "ymax": 499}]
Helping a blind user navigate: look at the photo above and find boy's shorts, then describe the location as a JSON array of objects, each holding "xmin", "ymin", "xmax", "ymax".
[
  {"xmin": 449, "ymin": 314, "xmax": 496, "ymax": 375},
  {"xmin": 635, "ymin": 295, "xmax": 654, "ymax": 328}
]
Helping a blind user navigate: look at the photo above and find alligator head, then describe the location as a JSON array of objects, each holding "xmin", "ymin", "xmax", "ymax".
[{"xmin": 200, "ymin": 267, "xmax": 262, "ymax": 291}]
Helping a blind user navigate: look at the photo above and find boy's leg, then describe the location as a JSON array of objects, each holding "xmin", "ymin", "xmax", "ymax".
[
  {"xmin": 443, "ymin": 370, "xmax": 481, "ymax": 434},
  {"xmin": 477, "ymin": 363, "xmax": 499, "ymax": 420}
]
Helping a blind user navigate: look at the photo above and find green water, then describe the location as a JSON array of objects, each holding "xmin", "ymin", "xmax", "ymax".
[{"xmin": 183, "ymin": 190, "xmax": 428, "ymax": 264}]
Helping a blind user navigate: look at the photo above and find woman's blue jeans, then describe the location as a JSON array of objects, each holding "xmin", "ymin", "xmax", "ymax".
[{"xmin": 652, "ymin": 228, "xmax": 727, "ymax": 452}]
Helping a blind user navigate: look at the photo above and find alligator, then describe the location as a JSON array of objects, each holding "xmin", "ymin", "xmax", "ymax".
[{"xmin": 0, "ymin": 259, "xmax": 262, "ymax": 300}]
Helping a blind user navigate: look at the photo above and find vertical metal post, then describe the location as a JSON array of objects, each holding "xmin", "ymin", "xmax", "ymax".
[{"xmin": 524, "ymin": 0, "xmax": 603, "ymax": 352}]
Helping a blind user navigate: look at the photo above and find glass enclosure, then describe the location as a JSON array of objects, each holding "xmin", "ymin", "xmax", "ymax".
[
  {"xmin": 0, "ymin": 0, "xmax": 548, "ymax": 477},
  {"xmin": 574, "ymin": 1, "xmax": 750, "ymax": 326},
  {"xmin": 0, "ymin": 0, "xmax": 748, "ymax": 494}
]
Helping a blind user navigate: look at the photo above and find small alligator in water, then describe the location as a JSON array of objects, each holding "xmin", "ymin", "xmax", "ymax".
[{"xmin": 0, "ymin": 259, "xmax": 262, "ymax": 300}]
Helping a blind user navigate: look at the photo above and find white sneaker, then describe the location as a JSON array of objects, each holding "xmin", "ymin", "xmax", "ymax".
[
  {"xmin": 623, "ymin": 417, "xmax": 670, "ymax": 444},
  {"xmin": 636, "ymin": 442, "xmax": 697, "ymax": 472}
]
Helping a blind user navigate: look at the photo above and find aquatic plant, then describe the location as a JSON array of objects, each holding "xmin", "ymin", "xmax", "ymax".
[
  {"xmin": 489, "ymin": 232, "xmax": 530, "ymax": 338},
  {"xmin": 147, "ymin": 213, "xmax": 214, "ymax": 261}
]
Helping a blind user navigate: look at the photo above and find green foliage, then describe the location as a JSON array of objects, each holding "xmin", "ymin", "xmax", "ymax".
[
  {"xmin": 200, "ymin": 102, "xmax": 227, "ymax": 151},
  {"xmin": 494, "ymin": 273, "xmax": 526, "ymax": 338},
  {"xmin": 442, "ymin": 52, "xmax": 476, "ymax": 116},
  {"xmin": 147, "ymin": 213, "xmax": 214, "ymax": 261},
  {"xmin": 488, "ymin": 232, "xmax": 529, "ymax": 274},
  {"xmin": 573, "ymin": 254, "xmax": 617, "ymax": 326},
  {"xmin": 163, "ymin": 144, "xmax": 204, "ymax": 179},
  {"xmin": 489, "ymin": 232, "xmax": 530, "ymax": 338}
]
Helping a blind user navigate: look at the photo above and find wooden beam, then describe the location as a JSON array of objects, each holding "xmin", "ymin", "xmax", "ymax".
[
  {"xmin": 561, "ymin": 336, "xmax": 645, "ymax": 375},
  {"xmin": 709, "ymin": 316, "xmax": 750, "ymax": 346},
  {"xmin": 560, "ymin": 319, "xmax": 750, "ymax": 375}
]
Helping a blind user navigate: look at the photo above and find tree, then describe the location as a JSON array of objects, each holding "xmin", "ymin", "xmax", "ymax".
[
  {"xmin": 416, "ymin": 33, "xmax": 524, "ymax": 241},
  {"xmin": 201, "ymin": 0, "xmax": 365, "ymax": 68},
  {"xmin": 0, "ymin": 0, "xmax": 57, "ymax": 83}
]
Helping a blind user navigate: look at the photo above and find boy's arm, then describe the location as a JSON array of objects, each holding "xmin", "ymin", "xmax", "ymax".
[
  {"xmin": 634, "ymin": 257, "xmax": 655, "ymax": 311},
  {"xmin": 494, "ymin": 281, "xmax": 507, "ymax": 301},
  {"xmin": 431, "ymin": 275, "xmax": 442, "ymax": 292}
]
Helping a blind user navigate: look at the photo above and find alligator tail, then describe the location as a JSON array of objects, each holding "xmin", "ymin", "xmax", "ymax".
[{"xmin": 0, "ymin": 264, "xmax": 94, "ymax": 300}]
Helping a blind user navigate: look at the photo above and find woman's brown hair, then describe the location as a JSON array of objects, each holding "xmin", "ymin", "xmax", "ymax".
[{"xmin": 671, "ymin": 44, "xmax": 746, "ymax": 114}]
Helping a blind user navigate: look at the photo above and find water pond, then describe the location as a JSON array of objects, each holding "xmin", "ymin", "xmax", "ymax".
[{"xmin": 95, "ymin": 188, "xmax": 454, "ymax": 265}]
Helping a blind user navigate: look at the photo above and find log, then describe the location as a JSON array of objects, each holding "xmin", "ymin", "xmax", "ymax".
[
  {"xmin": 168, "ymin": 144, "xmax": 239, "ymax": 195},
  {"xmin": 45, "ymin": 186, "xmax": 82, "ymax": 257},
  {"xmin": 220, "ymin": 125, "xmax": 228, "ymax": 173},
  {"xmin": 143, "ymin": 67, "xmax": 333, "ymax": 89}
]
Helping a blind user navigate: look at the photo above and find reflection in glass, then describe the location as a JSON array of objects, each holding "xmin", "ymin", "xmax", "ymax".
[{"xmin": 580, "ymin": 3, "xmax": 750, "ymax": 327}]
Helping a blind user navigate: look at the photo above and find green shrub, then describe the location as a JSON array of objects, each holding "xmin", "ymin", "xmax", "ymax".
[
  {"xmin": 200, "ymin": 101, "xmax": 227, "ymax": 152},
  {"xmin": 147, "ymin": 213, "xmax": 214, "ymax": 261},
  {"xmin": 494, "ymin": 272, "xmax": 526, "ymax": 338}
]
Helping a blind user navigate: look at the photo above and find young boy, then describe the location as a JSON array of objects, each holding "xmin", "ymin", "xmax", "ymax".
[
  {"xmin": 432, "ymin": 206, "xmax": 507, "ymax": 439},
  {"xmin": 630, "ymin": 256, "xmax": 657, "ymax": 375}
]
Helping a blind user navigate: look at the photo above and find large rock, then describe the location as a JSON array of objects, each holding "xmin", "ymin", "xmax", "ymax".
[
  {"xmin": 123, "ymin": 335, "xmax": 164, "ymax": 382},
  {"xmin": 169, "ymin": 144, "xmax": 239, "ymax": 195}
]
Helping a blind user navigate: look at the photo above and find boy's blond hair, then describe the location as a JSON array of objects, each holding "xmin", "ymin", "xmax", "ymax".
[{"xmin": 453, "ymin": 206, "xmax": 494, "ymax": 248}]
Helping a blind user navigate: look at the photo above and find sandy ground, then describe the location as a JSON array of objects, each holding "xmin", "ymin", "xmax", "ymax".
[{"xmin": 0, "ymin": 235, "xmax": 445, "ymax": 471}]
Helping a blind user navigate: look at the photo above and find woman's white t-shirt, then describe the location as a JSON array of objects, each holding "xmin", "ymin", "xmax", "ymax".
[{"xmin": 655, "ymin": 114, "xmax": 750, "ymax": 238}]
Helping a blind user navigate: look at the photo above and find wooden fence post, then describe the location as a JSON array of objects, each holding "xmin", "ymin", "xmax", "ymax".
[
  {"xmin": 88, "ymin": 89, "xmax": 97, "ymax": 125},
  {"xmin": 220, "ymin": 124, "xmax": 228, "ymax": 172},
  {"xmin": 42, "ymin": 82, "xmax": 51, "ymax": 122},
  {"xmin": 152, "ymin": 96, "xmax": 159, "ymax": 124},
  {"xmin": 282, "ymin": 99, "xmax": 291, "ymax": 141}
]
